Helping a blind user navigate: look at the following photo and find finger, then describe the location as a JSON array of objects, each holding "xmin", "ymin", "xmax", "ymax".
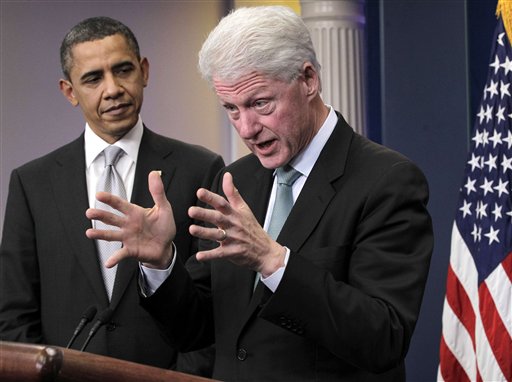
[
  {"xmin": 195, "ymin": 247, "xmax": 225, "ymax": 262},
  {"xmin": 94, "ymin": 192, "xmax": 131, "ymax": 215},
  {"xmin": 196, "ymin": 188, "xmax": 231, "ymax": 214},
  {"xmin": 189, "ymin": 224, "xmax": 227, "ymax": 242},
  {"xmin": 222, "ymin": 172, "xmax": 247, "ymax": 210},
  {"xmin": 104, "ymin": 247, "xmax": 128, "ymax": 268},
  {"xmin": 148, "ymin": 170, "xmax": 168, "ymax": 208},
  {"xmin": 188, "ymin": 205, "xmax": 230, "ymax": 228},
  {"xmin": 85, "ymin": 227, "xmax": 123, "ymax": 242},
  {"xmin": 85, "ymin": 208, "xmax": 124, "ymax": 227}
]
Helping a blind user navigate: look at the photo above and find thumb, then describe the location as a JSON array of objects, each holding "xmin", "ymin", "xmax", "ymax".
[{"xmin": 148, "ymin": 170, "xmax": 167, "ymax": 207}]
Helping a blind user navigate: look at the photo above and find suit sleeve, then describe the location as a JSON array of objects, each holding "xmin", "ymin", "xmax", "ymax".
[
  {"xmin": 0, "ymin": 169, "xmax": 43, "ymax": 343},
  {"xmin": 259, "ymin": 160, "xmax": 433, "ymax": 373}
]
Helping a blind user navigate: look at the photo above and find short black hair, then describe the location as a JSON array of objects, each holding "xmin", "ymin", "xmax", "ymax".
[{"xmin": 60, "ymin": 16, "xmax": 140, "ymax": 80}]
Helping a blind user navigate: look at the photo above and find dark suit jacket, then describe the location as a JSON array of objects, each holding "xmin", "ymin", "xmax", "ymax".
[
  {"xmin": 143, "ymin": 114, "xmax": 433, "ymax": 381},
  {"xmin": 0, "ymin": 127, "xmax": 224, "ymax": 371}
]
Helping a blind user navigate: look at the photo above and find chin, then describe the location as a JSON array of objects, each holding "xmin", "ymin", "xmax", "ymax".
[{"xmin": 257, "ymin": 157, "xmax": 286, "ymax": 170}]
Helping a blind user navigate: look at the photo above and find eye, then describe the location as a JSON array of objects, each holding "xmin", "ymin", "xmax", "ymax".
[
  {"xmin": 83, "ymin": 75, "xmax": 101, "ymax": 85},
  {"xmin": 115, "ymin": 64, "xmax": 134, "ymax": 76},
  {"xmin": 223, "ymin": 104, "xmax": 240, "ymax": 119},
  {"xmin": 253, "ymin": 99, "xmax": 273, "ymax": 114},
  {"xmin": 254, "ymin": 100, "xmax": 268, "ymax": 108}
]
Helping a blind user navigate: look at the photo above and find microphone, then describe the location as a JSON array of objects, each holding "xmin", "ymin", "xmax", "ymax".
[
  {"xmin": 66, "ymin": 305, "xmax": 97, "ymax": 349},
  {"xmin": 80, "ymin": 308, "xmax": 114, "ymax": 352}
]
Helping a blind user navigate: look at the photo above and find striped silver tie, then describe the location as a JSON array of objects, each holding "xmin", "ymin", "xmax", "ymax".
[{"xmin": 94, "ymin": 145, "xmax": 126, "ymax": 300}]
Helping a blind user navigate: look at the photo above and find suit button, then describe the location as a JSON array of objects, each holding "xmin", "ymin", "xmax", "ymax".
[
  {"xmin": 106, "ymin": 322, "xmax": 117, "ymax": 331},
  {"xmin": 237, "ymin": 348, "xmax": 247, "ymax": 361}
]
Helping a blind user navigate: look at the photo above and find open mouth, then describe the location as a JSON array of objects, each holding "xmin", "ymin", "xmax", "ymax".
[{"xmin": 254, "ymin": 139, "xmax": 277, "ymax": 154}]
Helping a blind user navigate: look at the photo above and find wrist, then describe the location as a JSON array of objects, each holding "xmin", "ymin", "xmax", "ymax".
[
  {"xmin": 142, "ymin": 242, "xmax": 175, "ymax": 270},
  {"xmin": 260, "ymin": 243, "xmax": 287, "ymax": 278}
]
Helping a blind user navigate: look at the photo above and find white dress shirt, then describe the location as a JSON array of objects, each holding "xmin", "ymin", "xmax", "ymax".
[{"xmin": 85, "ymin": 116, "xmax": 144, "ymax": 207}]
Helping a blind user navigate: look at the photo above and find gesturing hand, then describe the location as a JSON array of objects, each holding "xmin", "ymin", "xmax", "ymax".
[
  {"xmin": 85, "ymin": 170, "xmax": 176, "ymax": 269},
  {"xmin": 188, "ymin": 172, "xmax": 286, "ymax": 277}
]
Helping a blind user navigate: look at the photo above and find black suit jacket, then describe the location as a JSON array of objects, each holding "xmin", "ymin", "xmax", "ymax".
[
  {"xmin": 143, "ymin": 114, "xmax": 433, "ymax": 381},
  {"xmin": 0, "ymin": 127, "xmax": 224, "ymax": 370}
]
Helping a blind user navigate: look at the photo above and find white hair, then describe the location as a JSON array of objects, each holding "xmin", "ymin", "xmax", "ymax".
[{"xmin": 198, "ymin": 6, "xmax": 321, "ymax": 86}]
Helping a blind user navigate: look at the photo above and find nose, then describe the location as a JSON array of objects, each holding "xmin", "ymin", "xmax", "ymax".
[
  {"xmin": 103, "ymin": 73, "xmax": 123, "ymax": 99},
  {"xmin": 236, "ymin": 111, "xmax": 261, "ymax": 140}
]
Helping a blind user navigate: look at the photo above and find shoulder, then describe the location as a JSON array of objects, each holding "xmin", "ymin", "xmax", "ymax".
[
  {"xmin": 331, "ymin": 113, "xmax": 416, "ymax": 172},
  {"xmin": 12, "ymin": 136, "xmax": 83, "ymax": 176},
  {"xmin": 225, "ymin": 153, "xmax": 262, "ymax": 173},
  {"xmin": 350, "ymin": 133, "xmax": 424, "ymax": 177}
]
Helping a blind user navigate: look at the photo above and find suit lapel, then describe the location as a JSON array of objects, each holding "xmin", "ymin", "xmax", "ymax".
[
  {"xmin": 279, "ymin": 116, "xmax": 352, "ymax": 251},
  {"xmin": 51, "ymin": 136, "xmax": 108, "ymax": 304},
  {"xmin": 110, "ymin": 127, "xmax": 175, "ymax": 307},
  {"xmin": 237, "ymin": 115, "xmax": 353, "ymax": 331}
]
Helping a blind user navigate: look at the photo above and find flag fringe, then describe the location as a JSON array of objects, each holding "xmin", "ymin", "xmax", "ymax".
[{"xmin": 497, "ymin": 0, "xmax": 512, "ymax": 46}]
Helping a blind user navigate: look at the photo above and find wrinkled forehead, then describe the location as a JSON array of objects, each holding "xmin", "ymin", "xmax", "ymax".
[{"xmin": 213, "ymin": 71, "xmax": 287, "ymax": 99}]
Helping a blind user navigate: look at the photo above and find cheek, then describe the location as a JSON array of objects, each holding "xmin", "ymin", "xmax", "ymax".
[{"xmin": 273, "ymin": 114, "xmax": 301, "ymax": 147}]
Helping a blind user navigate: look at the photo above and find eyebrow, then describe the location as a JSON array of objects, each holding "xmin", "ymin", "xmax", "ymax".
[
  {"xmin": 80, "ymin": 69, "xmax": 102, "ymax": 82},
  {"xmin": 112, "ymin": 61, "xmax": 136, "ymax": 71},
  {"xmin": 79, "ymin": 60, "xmax": 135, "ymax": 82}
]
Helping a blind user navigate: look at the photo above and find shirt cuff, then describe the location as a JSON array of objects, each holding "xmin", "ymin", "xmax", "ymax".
[
  {"xmin": 260, "ymin": 247, "xmax": 290, "ymax": 293},
  {"xmin": 139, "ymin": 242, "xmax": 176, "ymax": 297}
]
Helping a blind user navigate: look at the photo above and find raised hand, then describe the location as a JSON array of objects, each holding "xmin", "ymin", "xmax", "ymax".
[
  {"xmin": 85, "ymin": 170, "xmax": 176, "ymax": 269},
  {"xmin": 188, "ymin": 172, "xmax": 286, "ymax": 277}
]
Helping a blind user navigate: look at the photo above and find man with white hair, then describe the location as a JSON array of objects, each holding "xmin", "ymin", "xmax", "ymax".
[{"xmin": 87, "ymin": 6, "xmax": 433, "ymax": 381}]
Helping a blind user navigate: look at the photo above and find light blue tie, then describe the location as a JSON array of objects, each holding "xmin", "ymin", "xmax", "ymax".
[
  {"xmin": 94, "ymin": 145, "xmax": 126, "ymax": 300},
  {"xmin": 254, "ymin": 165, "xmax": 301, "ymax": 290},
  {"xmin": 267, "ymin": 165, "xmax": 302, "ymax": 239}
]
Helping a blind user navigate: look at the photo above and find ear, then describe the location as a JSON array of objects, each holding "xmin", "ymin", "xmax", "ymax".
[
  {"xmin": 140, "ymin": 57, "xmax": 149, "ymax": 87},
  {"xmin": 59, "ymin": 79, "xmax": 79, "ymax": 106},
  {"xmin": 302, "ymin": 62, "xmax": 320, "ymax": 99}
]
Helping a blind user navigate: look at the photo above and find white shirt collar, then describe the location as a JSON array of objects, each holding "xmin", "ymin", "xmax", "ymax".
[
  {"xmin": 85, "ymin": 116, "xmax": 143, "ymax": 168},
  {"xmin": 289, "ymin": 105, "xmax": 337, "ymax": 176}
]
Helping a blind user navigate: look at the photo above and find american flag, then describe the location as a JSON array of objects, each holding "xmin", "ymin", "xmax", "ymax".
[{"xmin": 438, "ymin": 18, "xmax": 512, "ymax": 382}]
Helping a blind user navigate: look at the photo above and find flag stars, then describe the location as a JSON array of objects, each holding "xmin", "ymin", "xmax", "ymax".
[
  {"xmin": 485, "ymin": 105, "xmax": 494, "ymax": 123},
  {"xmin": 472, "ymin": 131, "xmax": 483, "ymax": 148},
  {"xmin": 496, "ymin": 106, "xmax": 506, "ymax": 124},
  {"xmin": 484, "ymin": 153, "xmax": 498, "ymax": 171},
  {"xmin": 471, "ymin": 224, "xmax": 482, "ymax": 243},
  {"xmin": 486, "ymin": 80, "xmax": 499, "ymax": 99},
  {"xmin": 494, "ymin": 178, "xmax": 509, "ymax": 197},
  {"xmin": 484, "ymin": 225, "xmax": 500, "ymax": 244},
  {"xmin": 498, "ymin": 32, "xmax": 505, "ymax": 46},
  {"xmin": 476, "ymin": 200, "xmax": 489, "ymax": 219},
  {"xmin": 464, "ymin": 177, "xmax": 477, "ymax": 195},
  {"xmin": 490, "ymin": 55, "xmax": 501, "ymax": 74},
  {"xmin": 480, "ymin": 177, "xmax": 494, "ymax": 196},
  {"xmin": 489, "ymin": 130, "xmax": 502, "ymax": 147},
  {"xmin": 468, "ymin": 153, "xmax": 481, "ymax": 172},
  {"xmin": 502, "ymin": 155, "xmax": 512, "ymax": 173},
  {"xmin": 482, "ymin": 129, "xmax": 490, "ymax": 146},
  {"xmin": 500, "ymin": 81, "xmax": 511, "ymax": 99},
  {"xmin": 477, "ymin": 106, "xmax": 486, "ymax": 124},
  {"xmin": 492, "ymin": 203, "xmax": 503, "ymax": 221},
  {"xmin": 460, "ymin": 200, "xmax": 472, "ymax": 218},
  {"xmin": 504, "ymin": 130, "xmax": 512, "ymax": 149},
  {"xmin": 501, "ymin": 56, "xmax": 512, "ymax": 75}
]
